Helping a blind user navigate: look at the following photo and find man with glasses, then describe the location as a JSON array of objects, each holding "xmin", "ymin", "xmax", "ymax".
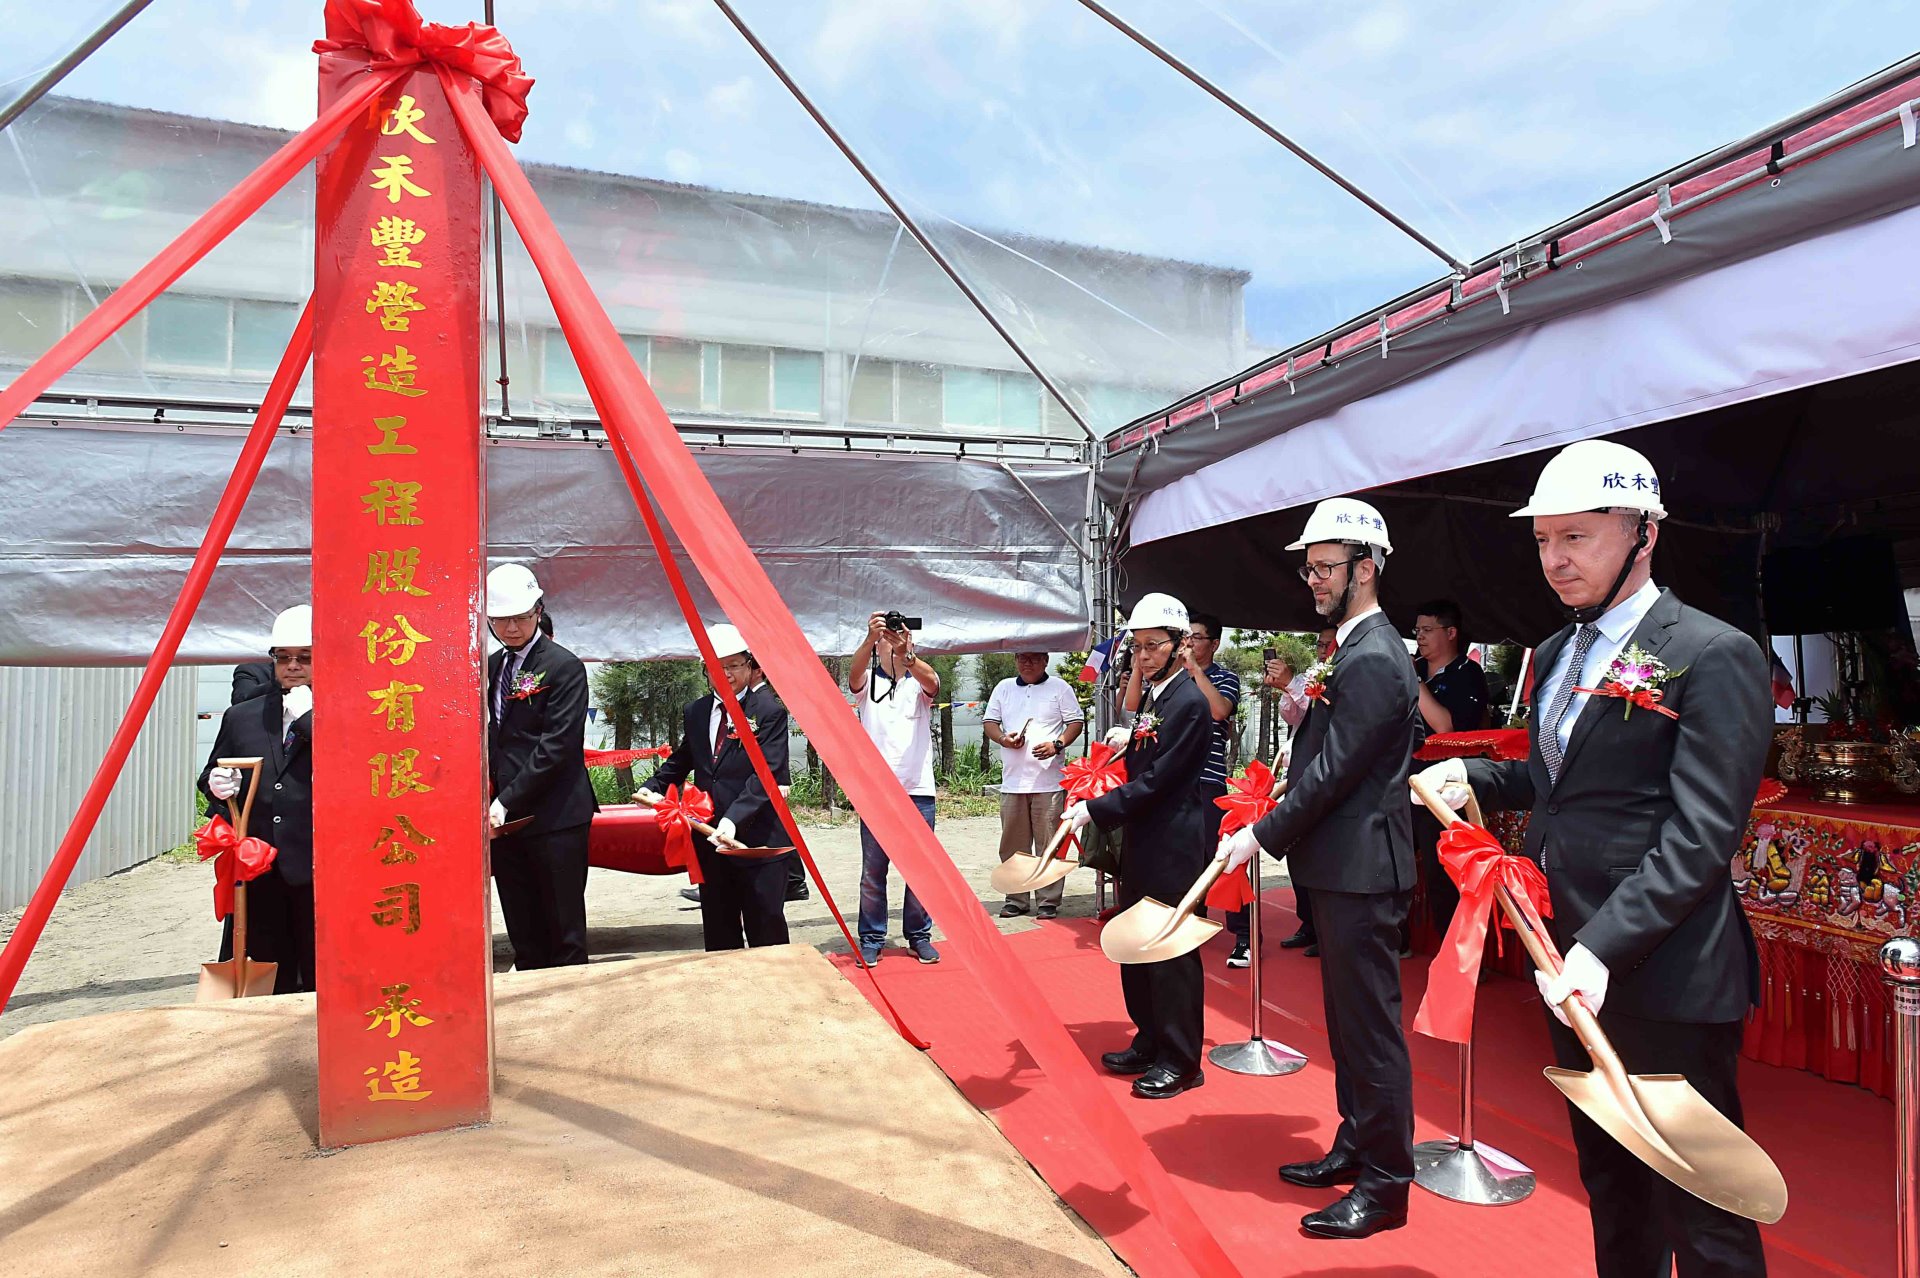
[
  {"xmin": 639, "ymin": 623, "xmax": 796, "ymax": 951},
  {"xmin": 486, "ymin": 563, "xmax": 597, "ymax": 970},
  {"xmin": 1261, "ymin": 625, "xmax": 1337, "ymax": 954},
  {"xmin": 1169, "ymin": 614, "xmax": 1246, "ymax": 964},
  {"xmin": 1220, "ymin": 498, "xmax": 1419, "ymax": 1239},
  {"xmin": 1409, "ymin": 599, "xmax": 1488, "ymax": 943},
  {"xmin": 984, "ymin": 650, "xmax": 1085, "ymax": 920},
  {"xmin": 199, "ymin": 604, "xmax": 319, "ymax": 993}
]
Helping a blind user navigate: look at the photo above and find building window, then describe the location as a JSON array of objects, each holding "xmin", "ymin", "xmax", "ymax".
[
  {"xmin": 941, "ymin": 367, "xmax": 1045, "ymax": 431},
  {"xmin": 772, "ymin": 348, "xmax": 822, "ymax": 416},
  {"xmin": 719, "ymin": 343, "xmax": 771, "ymax": 415},
  {"xmin": 651, "ymin": 337, "xmax": 702, "ymax": 411},
  {"xmin": 147, "ymin": 293, "xmax": 230, "ymax": 371},
  {"xmin": 541, "ymin": 329, "xmax": 588, "ymax": 401},
  {"xmin": 232, "ymin": 299, "xmax": 300, "ymax": 375},
  {"xmin": 848, "ymin": 357, "xmax": 895, "ymax": 422},
  {"xmin": 0, "ymin": 278, "xmax": 65, "ymax": 362}
]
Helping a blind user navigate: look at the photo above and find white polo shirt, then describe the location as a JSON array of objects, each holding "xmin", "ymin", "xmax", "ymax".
[
  {"xmin": 984, "ymin": 674, "xmax": 1086, "ymax": 794},
  {"xmin": 856, "ymin": 671, "xmax": 936, "ymax": 797}
]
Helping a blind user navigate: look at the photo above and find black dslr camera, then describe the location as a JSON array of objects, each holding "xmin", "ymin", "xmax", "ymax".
[{"xmin": 883, "ymin": 610, "xmax": 923, "ymax": 632}]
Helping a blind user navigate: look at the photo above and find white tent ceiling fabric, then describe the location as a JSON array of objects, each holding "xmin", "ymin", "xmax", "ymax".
[{"xmin": 1130, "ymin": 170, "xmax": 1920, "ymax": 546}]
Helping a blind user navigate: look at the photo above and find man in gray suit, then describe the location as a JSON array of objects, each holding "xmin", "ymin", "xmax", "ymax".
[
  {"xmin": 1221, "ymin": 497, "xmax": 1419, "ymax": 1240},
  {"xmin": 1419, "ymin": 439, "xmax": 1770, "ymax": 1277}
]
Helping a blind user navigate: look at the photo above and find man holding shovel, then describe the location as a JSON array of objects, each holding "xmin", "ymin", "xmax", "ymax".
[
  {"xmin": 1064, "ymin": 592, "xmax": 1213, "ymax": 1100},
  {"xmin": 1416, "ymin": 440, "xmax": 1771, "ymax": 1277},
  {"xmin": 1219, "ymin": 498, "xmax": 1419, "ymax": 1239},
  {"xmin": 198, "ymin": 604, "xmax": 317, "ymax": 994}
]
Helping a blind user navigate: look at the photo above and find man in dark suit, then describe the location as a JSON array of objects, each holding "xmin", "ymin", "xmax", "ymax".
[
  {"xmin": 198, "ymin": 605, "xmax": 317, "ymax": 994},
  {"xmin": 1066, "ymin": 592, "xmax": 1213, "ymax": 1101},
  {"xmin": 485, "ymin": 563, "xmax": 597, "ymax": 971},
  {"xmin": 637, "ymin": 623, "xmax": 796, "ymax": 950},
  {"xmin": 1221, "ymin": 497, "xmax": 1418, "ymax": 1240},
  {"xmin": 1420, "ymin": 440, "xmax": 1771, "ymax": 1278},
  {"xmin": 230, "ymin": 660, "xmax": 275, "ymax": 705}
]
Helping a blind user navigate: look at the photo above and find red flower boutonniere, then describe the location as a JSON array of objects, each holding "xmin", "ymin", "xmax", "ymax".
[
  {"xmin": 1575, "ymin": 644, "xmax": 1683, "ymax": 721},
  {"xmin": 1302, "ymin": 657, "xmax": 1335, "ymax": 705},
  {"xmin": 723, "ymin": 717, "xmax": 758, "ymax": 742},
  {"xmin": 1131, "ymin": 711, "xmax": 1160, "ymax": 743},
  {"xmin": 507, "ymin": 670, "xmax": 549, "ymax": 701}
]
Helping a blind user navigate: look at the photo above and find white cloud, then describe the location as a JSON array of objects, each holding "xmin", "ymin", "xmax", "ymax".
[
  {"xmin": 704, "ymin": 76, "xmax": 756, "ymax": 120},
  {"xmin": 662, "ymin": 148, "xmax": 701, "ymax": 182}
]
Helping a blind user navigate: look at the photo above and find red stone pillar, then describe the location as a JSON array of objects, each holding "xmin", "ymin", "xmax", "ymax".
[{"xmin": 311, "ymin": 54, "xmax": 493, "ymax": 1146}]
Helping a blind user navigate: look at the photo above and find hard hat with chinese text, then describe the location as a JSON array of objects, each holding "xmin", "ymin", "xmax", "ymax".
[
  {"xmin": 268, "ymin": 605, "xmax": 313, "ymax": 649},
  {"xmin": 1123, "ymin": 592, "xmax": 1189, "ymax": 633},
  {"xmin": 1512, "ymin": 439, "xmax": 1668, "ymax": 520},
  {"xmin": 486, "ymin": 563, "xmax": 544, "ymax": 618},
  {"xmin": 1286, "ymin": 497, "xmax": 1393, "ymax": 554}
]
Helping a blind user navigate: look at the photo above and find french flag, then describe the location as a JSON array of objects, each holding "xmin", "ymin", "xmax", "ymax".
[
  {"xmin": 1770, "ymin": 651, "xmax": 1797, "ymax": 710},
  {"xmin": 1079, "ymin": 634, "xmax": 1118, "ymax": 683}
]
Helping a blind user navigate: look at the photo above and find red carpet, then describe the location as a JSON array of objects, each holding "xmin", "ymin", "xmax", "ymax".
[{"xmin": 835, "ymin": 890, "xmax": 1893, "ymax": 1278}]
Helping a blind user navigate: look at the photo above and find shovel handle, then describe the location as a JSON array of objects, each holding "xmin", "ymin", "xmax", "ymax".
[
  {"xmin": 1167, "ymin": 847, "xmax": 1233, "ymax": 928},
  {"xmin": 630, "ymin": 792, "xmax": 748, "ymax": 851},
  {"xmin": 218, "ymin": 757, "xmax": 266, "ymax": 841}
]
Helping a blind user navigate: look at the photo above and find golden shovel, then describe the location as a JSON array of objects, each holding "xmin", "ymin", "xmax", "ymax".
[
  {"xmin": 989, "ymin": 816, "xmax": 1083, "ymax": 895},
  {"xmin": 1100, "ymin": 844, "xmax": 1232, "ymax": 964},
  {"xmin": 197, "ymin": 757, "xmax": 277, "ymax": 1001},
  {"xmin": 1409, "ymin": 775, "xmax": 1788, "ymax": 1224}
]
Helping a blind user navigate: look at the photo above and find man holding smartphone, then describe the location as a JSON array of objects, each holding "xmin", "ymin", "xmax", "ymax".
[{"xmin": 984, "ymin": 650, "xmax": 1086, "ymax": 918}]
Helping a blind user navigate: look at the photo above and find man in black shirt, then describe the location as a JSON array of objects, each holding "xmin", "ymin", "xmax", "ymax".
[{"xmin": 1410, "ymin": 599, "xmax": 1488, "ymax": 939}]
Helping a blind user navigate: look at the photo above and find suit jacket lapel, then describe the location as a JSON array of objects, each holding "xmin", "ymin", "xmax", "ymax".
[
  {"xmin": 1555, "ymin": 589, "xmax": 1680, "ymax": 785},
  {"xmin": 263, "ymin": 692, "xmax": 288, "ymax": 775}
]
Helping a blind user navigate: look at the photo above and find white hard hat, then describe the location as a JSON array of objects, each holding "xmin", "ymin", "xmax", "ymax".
[
  {"xmin": 707, "ymin": 623, "xmax": 749, "ymax": 660},
  {"xmin": 268, "ymin": 604, "xmax": 312, "ymax": 649},
  {"xmin": 1512, "ymin": 439, "xmax": 1667, "ymax": 520},
  {"xmin": 1286, "ymin": 497, "xmax": 1392, "ymax": 554},
  {"xmin": 486, "ymin": 563, "xmax": 543, "ymax": 618},
  {"xmin": 1123, "ymin": 592, "xmax": 1188, "ymax": 633}
]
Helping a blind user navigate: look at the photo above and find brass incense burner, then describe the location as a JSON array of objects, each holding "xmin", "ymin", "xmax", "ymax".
[{"xmin": 1804, "ymin": 740, "xmax": 1888, "ymax": 805}]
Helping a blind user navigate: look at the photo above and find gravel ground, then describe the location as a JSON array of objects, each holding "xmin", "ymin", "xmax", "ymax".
[{"xmin": 0, "ymin": 814, "xmax": 1133, "ymax": 1040}]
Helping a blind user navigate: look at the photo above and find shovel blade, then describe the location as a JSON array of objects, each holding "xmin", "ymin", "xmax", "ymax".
[
  {"xmin": 1100, "ymin": 899, "xmax": 1223, "ymax": 964},
  {"xmin": 1545, "ymin": 1068, "xmax": 1787, "ymax": 1224},
  {"xmin": 989, "ymin": 853, "xmax": 1081, "ymax": 896},
  {"xmin": 196, "ymin": 960, "xmax": 280, "ymax": 1002}
]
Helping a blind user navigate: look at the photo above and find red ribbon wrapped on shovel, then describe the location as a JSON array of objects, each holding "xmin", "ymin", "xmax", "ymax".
[
  {"xmin": 649, "ymin": 783, "xmax": 712, "ymax": 885},
  {"xmin": 1204, "ymin": 759, "xmax": 1280, "ymax": 912},
  {"xmin": 1053, "ymin": 742, "xmax": 1129, "ymax": 862},
  {"xmin": 193, "ymin": 816, "xmax": 278, "ymax": 922},
  {"xmin": 1412, "ymin": 820, "xmax": 1556, "ymax": 1044}
]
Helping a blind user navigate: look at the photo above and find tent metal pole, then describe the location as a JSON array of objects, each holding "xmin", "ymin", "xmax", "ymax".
[
  {"xmin": 0, "ymin": 0, "xmax": 154, "ymax": 136},
  {"xmin": 1072, "ymin": 0, "xmax": 1469, "ymax": 277},
  {"xmin": 708, "ymin": 0, "xmax": 1099, "ymax": 442},
  {"xmin": 485, "ymin": 0, "xmax": 513, "ymax": 419}
]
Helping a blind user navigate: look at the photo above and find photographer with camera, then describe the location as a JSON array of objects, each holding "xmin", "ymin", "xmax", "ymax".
[{"xmin": 849, "ymin": 609, "xmax": 942, "ymax": 966}]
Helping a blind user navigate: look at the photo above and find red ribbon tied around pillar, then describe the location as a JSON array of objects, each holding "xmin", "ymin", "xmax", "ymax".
[
  {"xmin": 650, "ymin": 784, "xmax": 713, "ymax": 885},
  {"xmin": 1204, "ymin": 760, "xmax": 1279, "ymax": 912},
  {"xmin": 314, "ymin": 0, "xmax": 534, "ymax": 142},
  {"xmin": 193, "ymin": 817, "xmax": 280, "ymax": 922},
  {"xmin": 1412, "ymin": 821, "xmax": 1555, "ymax": 1044}
]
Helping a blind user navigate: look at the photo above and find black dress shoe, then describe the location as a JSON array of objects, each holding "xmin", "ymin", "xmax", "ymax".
[
  {"xmin": 1279, "ymin": 927, "xmax": 1314, "ymax": 949},
  {"xmin": 1100, "ymin": 1047, "xmax": 1155, "ymax": 1075},
  {"xmin": 1303, "ymin": 942, "xmax": 1321, "ymax": 958},
  {"xmin": 1300, "ymin": 1191, "xmax": 1407, "ymax": 1240},
  {"xmin": 785, "ymin": 884, "xmax": 810, "ymax": 902},
  {"xmin": 1131, "ymin": 1065, "xmax": 1204, "ymax": 1100},
  {"xmin": 1278, "ymin": 1152, "xmax": 1362, "ymax": 1188}
]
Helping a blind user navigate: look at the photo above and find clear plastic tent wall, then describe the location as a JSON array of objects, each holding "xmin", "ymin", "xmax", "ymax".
[{"xmin": 0, "ymin": 1, "xmax": 1910, "ymax": 659}]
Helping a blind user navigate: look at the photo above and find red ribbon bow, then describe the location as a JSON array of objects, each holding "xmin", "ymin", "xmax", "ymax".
[
  {"xmin": 1573, "ymin": 683, "xmax": 1679, "ymax": 720},
  {"xmin": 193, "ymin": 817, "xmax": 279, "ymax": 921},
  {"xmin": 314, "ymin": 0, "xmax": 535, "ymax": 143},
  {"xmin": 1205, "ymin": 760, "xmax": 1279, "ymax": 911},
  {"xmin": 1412, "ymin": 821, "xmax": 1557, "ymax": 1044},
  {"xmin": 650, "ymin": 783, "xmax": 713, "ymax": 885},
  {"xmin": 1062, "ymin": 742, "xmax": 1128, "ymax": 803}
]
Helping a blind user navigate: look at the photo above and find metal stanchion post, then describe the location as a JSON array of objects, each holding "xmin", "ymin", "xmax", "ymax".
[
  {"xmin": 1884, "ymin": 937, "xmax": 1920, "ymax": 1278},
  {"xmin": 1208, "ymin": 850, "xmax": 1307, "ymax": 1076},
  {"xmin": 1413, "ymin": 1030, "xmax": 1536, "ymax": 1204}
]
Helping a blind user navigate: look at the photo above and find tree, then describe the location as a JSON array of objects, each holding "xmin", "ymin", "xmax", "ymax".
[
  {"xmin": 590, "ymin": 659, "xmax": 708, "ymax": 792},
  {"xmin": 974, "ymin": 652, "xmax": 1017, "ymax": 768},
  {"xmin": 809, "ymin": 654, "xmax": 847, "ymax": 810},
  {"xmin": 927, "ymin": 654, "xmax": 962, "ymax": 779}
]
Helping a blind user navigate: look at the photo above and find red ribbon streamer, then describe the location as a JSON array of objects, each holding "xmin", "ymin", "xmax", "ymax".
[
  {"xmin": 1574, "ymin": 683, "xmax": 1680, "ymax": 720},
  {"xmin": 1204, "ymin": 866, "xmax": 1257, "ymax": 912},
  {"xmin": 649, "ymin": 784, "xmax": 712, "ymax": 886},
  {"xmin": 194, "ymin": 817, "xmax": 280, "ymax": 922},
  {"xmin": 1414, "ymin": 727, "xmax": 1531, "ymax": 762},
  {"xmin": 314, "ymin": 0, "xmax": 533, "ymax": 142},
  {"xmin": 441, "ymin": 72, "xmax": 1240, "ymax": 1277},
  {"xmin": 583, "ymin": 745, "xmax": 671, "ymax": 769},
  {"xmin": 1203, "ymin": 762, "xmax": 1279, "ymax": 911},
  {"xmin": 1413, "ymin": 821, "xmax": 1557, "ymax": 1044}
]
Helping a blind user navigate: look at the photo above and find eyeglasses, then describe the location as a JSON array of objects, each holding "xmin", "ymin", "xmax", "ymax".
[
  {"xmin": 1129, "ymin": 638, "xmax": 1173, "ymax": 653},
  {"xmin": 270, "ymin": 651, "xmax": 312, "ymax": 666},
  {"xmin": 719, "ymin": 658, "xmax": 753, "ymax": 673},
  {"xmin": 493, "ymin": 609, "xmax": 539, "ymax": 626},
  {"xmin": 1297, "ymin": 556, "xmax": 1362, "ymax": 583},
  {"xmin": 1411, "ymin": 625, "xmax": 1451, "ymax": 637}
]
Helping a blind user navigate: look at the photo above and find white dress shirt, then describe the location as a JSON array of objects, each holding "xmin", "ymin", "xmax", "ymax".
[
  {"xmin": 1334, "ymin": 604, "xmax": 1382, "ymax": 649},
  {"xmin": 708, "ymin": 680, "xmax": 767, "ymax": 752},
  {"xmin": 1535, "ymin": 579, "xmax": 1662, "ymax": 755}
]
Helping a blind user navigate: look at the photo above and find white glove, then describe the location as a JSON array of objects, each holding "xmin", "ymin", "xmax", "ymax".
[
  {"xmin": 1536, "ymin": 943, "xmax": 1610, "ymax": 1026},
  {"xmin": 713, "ymin": 817, "xmax": 738, "ymax": 847},
  {"xmin": 283, "ymin": 684, "xmax": 313, "ymax": 719},
  {"xmin": 634, "ymin": 788, "xmax": 663, "ymax": 806},
  {"xmin": 1412, "ymin": 759, "xmax": 1472, "ymax": 812},
  {"xmin": 1220, "ymin": 826, "xmax": 1262, "ymax": 873},
  {"xmin": 1102, "ymin": 725, "xmax": 1131, "ymax": 749},
  {"xmin": 1063, "ymin": 801, "xmax": 1093, "ymax": 833},
  {"xmin": 489, "ymin": 799, "xmax": 507, "ymax": 829},
  {"xmin": 208, "ymin": 766, "xmax": 242, "ymax": 801}
]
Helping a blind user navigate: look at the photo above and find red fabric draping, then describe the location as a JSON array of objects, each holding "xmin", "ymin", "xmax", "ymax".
[
  {"xmin": 1204, "ymin": 762, "xmax": 1279, "ymax": 911},
  {"xmin": 0, "ymin": 302, "xmax": 313, "ymax": 1014},
  {"xmin": 193, "ymin": 817, "xmax": 280, "ymax": 921},
  {"xmin": 1753, "ymin": 778, "xmax": 1787, "ymax": 807},
  {"xmin": 648, "ymin": 784, "xmax": 711, "ymax": 885},
  {"xmin": 1062, "ymin": 743, "xmax": 1128, "ymax": 802},
  {"xmin": 1413, "ymin": 821, "xmax": 1556, "ymax": 1044},
  {"xmin": 442, "ymin": 70, "xmax": 1240, "ymax": 1278},
  {"xmin": 314, "ymin": 0, "xmax": 533, "ymax": 142},
  {"xmin": 1414, "ymin": 728, "xmax": 1530, "ymax": 762},
  {"xmin": 583, "ymin": 745, "xmax": 671, "ymax": 769}
]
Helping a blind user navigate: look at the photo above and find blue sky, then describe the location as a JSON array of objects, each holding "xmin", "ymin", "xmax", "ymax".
[{"xmin": 4, "ymin": 0, "xmax": 1911, "ymax": 379}]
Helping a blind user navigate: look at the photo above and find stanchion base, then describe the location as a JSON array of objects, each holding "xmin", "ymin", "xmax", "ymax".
[
  {"xmin": 1207, "ymin": 1037, "xmax": 1307, "ymax": 1076},
  {"xmin": 1412, "ymin": 1137, "xmax": 1536, "ymax": 1205}
]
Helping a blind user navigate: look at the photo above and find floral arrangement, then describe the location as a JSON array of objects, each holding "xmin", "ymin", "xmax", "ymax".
[
  {"xmin": 1131, "ymin": 711, "xmax": 1159, "ymax": 743},
  {"xmin": 1578, "ymin": 644, "xmax": 1682, "ymax": 720},
  {"xmin": 507, "ymin": 670, "xmax": 549, "ymax": 701},
  {"xmin": 1302, "ymin": 658, "xmax": 1335, "ymax": 703}
]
